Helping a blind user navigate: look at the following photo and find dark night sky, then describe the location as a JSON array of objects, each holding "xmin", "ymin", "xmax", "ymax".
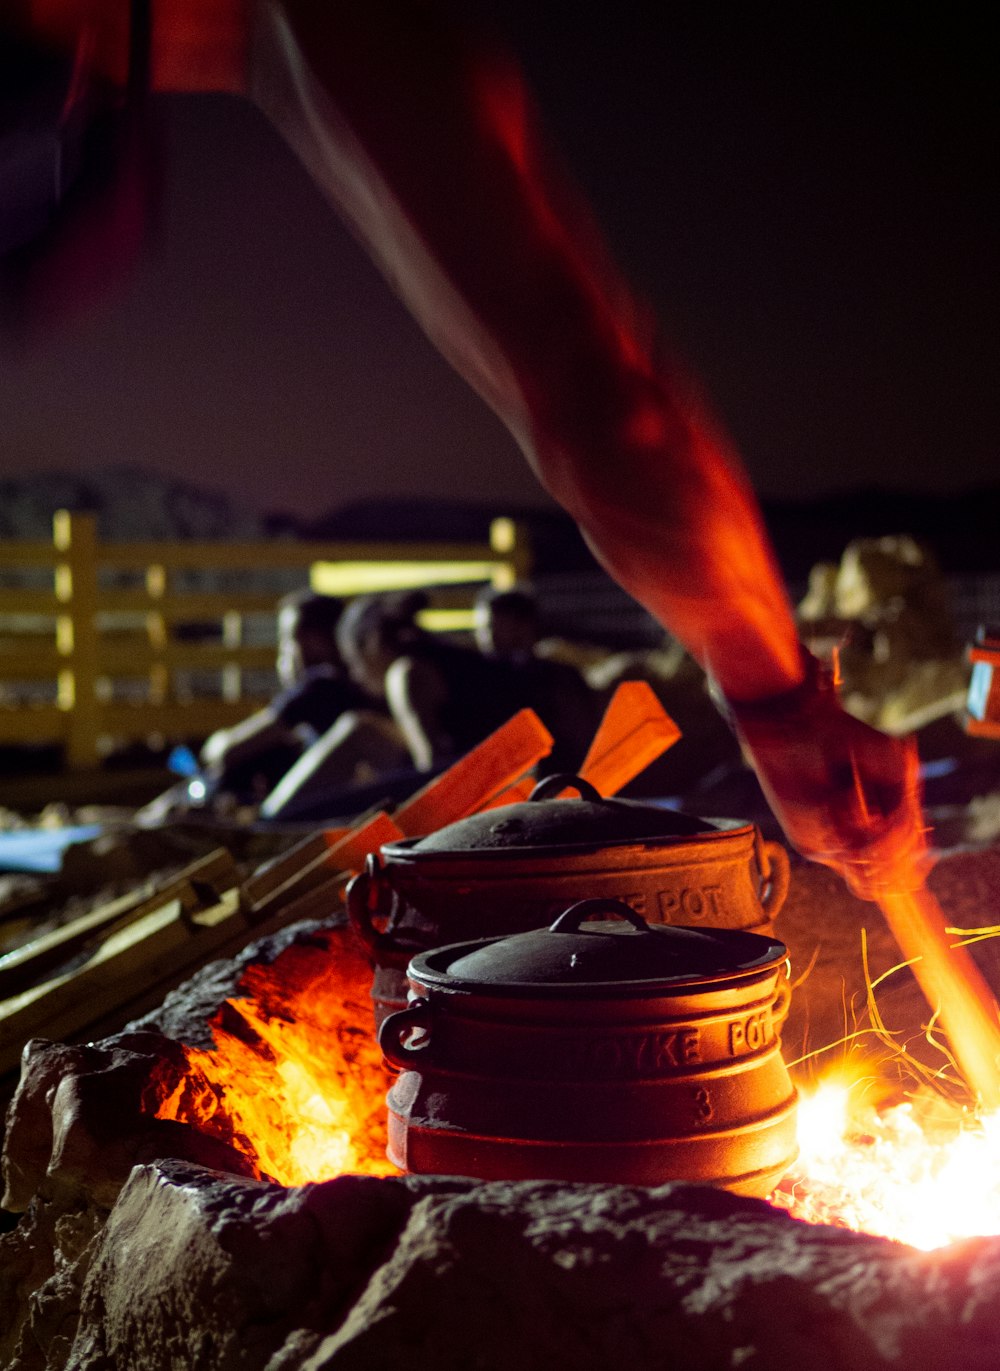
[{"xmin": 0, "ymin": 5, "xmax": 995, "ymax": 522}]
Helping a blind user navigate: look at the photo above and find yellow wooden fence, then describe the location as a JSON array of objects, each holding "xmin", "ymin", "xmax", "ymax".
[{"xmin": 0, "ymin": 512, "xmax": 530, "ymax": 768}]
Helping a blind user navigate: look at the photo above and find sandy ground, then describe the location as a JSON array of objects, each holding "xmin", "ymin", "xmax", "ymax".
[{"xmin": 777, "ymin": 843, "xmax": 1000, "ymax": 1099}]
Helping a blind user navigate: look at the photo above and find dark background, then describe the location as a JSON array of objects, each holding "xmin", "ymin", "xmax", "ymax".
[{"xmin": 0, "ymin": 4, "xmax": 995, "ymax": 540}]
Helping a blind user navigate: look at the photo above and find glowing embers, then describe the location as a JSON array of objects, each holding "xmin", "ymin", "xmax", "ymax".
[
  {"xmin": 774, "ymin": 1080, "xmax": 1000, "ymax": 1250},
  {"xmin": 155, "ymin": 927, "xmax": 397, "ymax": 1187}
]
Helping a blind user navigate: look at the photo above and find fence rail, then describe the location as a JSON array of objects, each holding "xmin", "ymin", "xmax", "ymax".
[{"xmin": 0, "ymin": 512, "xmax": 530, "ymax": 768}]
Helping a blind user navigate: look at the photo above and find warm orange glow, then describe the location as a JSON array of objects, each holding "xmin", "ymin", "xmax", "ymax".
[
  {"xmin": 874, "ymin": 882, "xmax": 1000, "ymax": 1111},
  {"xmin": 151, "ymin": 908, "xmax": 1000, "ymax": 1253},
  {"xmin": 772, "ymin": 1079, "xmax": 1000, "ymax": 1250},
  {"xmin": 155, "ymin": 925, "xmax": 397, "ymax": 1186}
]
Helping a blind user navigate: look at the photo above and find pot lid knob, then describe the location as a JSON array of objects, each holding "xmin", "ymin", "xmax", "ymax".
[
  {"xmin": 548, "ymin": 897, "xmax": 650, "ymax": 935},
  {"xmin": 528, "ymin": 774, "xmax": 603, "ymax": 803}
]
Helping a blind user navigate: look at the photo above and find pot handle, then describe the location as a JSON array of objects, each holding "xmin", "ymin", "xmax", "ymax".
[
  {"xmin": 346, "ymin": 854, "xmax": 411, "ymax": 968},
  {"xmin": 378, "ymin": 997, "xmax": 434, "ymax": 1069},
  {"xmin": 772, "ymin": 964, "xmax": 792, "ymax": 1032},
  {"xmin": 549, "ymin": 897, "xmax": 649, "ymax": 934},
  {"xmin": 759, "ymin": 842, "xmax": 791, "ymax": 919},
  {"xmin": 529, "ymin": 773, "xmax": 603, "ymax": 803}
]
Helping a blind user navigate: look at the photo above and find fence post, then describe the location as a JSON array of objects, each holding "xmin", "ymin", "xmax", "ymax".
[
  {"xmin": 54, "ymin": 510, "xmax": 101, "ymax": 768},
  {"xmin": 489, "ymin": 518, "xmax": 532, "ymax": 588},
  {"xmin": 145, "ymin": 563, "xmax": 169, "ymax": 705},
  {"xmin": 222, "ymin": 611, "xmax": 244, "ymax": 702}
]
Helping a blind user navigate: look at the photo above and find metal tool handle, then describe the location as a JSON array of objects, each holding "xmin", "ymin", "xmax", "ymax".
[
  {"xmin": 549, "ymin": 897, "xmax": 649, "ymax": 935},
  {"xmin": 378, "ymin": 997, "xmax": 434, "ymax": 1068}
]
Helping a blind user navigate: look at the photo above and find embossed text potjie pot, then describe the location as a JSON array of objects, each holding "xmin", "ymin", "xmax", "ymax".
[
  {"xmin": 378, "ymin": 899, "xmax": 797, "ymax": 1196},
  {"xmin": 348, "ymin": 775, "xmax": 790, "ymax": 1025}
]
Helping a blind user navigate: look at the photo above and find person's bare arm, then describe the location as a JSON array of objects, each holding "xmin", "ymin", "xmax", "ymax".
[
  {"xmin": 249, "ymin": 3, "xmax": 801, "ymax": 704},
  {"xmin": 17, "ymin": 2, "xmax": 926, "ymax": 892},
  {"xmin": 199, "ymin": 704, "xmax": 295, "ymax": 773},
  {"xmin": 385, "ymin": 655, "xmax": 453, "ymax": 771},
  {"xmin": 251, "ymin": 7, "xmax": 931, "ymax": 893}
]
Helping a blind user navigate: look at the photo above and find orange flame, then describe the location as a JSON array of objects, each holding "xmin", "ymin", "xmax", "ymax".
[{"xmin": 155, "ymin": 925, "xmax": 397, "ymax": 1186}]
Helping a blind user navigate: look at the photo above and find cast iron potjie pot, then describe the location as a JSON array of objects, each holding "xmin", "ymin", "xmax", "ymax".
[
  {"xmin": 379, "ymin": 899, "xmax": 797, "ymax": 1196},
  {"xmin": 348, "ymin": 775, "xmax": 790, "ymax": 1026}
]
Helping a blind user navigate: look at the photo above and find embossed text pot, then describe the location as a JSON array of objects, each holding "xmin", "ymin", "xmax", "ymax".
[
  {"xmin": 378, "ymin": 900, "xmax": 798, "ymax": 1196},
  {"xmin": 347, "ymin": 774, "xmax": 790, "ymax": 1026}
]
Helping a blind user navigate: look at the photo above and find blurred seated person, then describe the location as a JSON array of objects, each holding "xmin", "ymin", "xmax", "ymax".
[
  {"xmin": 261, "ymin": 589, "xmax": 535, "ymax": 815},
  {"xmin": 200, "ymin": 590, "xmax": 373, "ymax": 801},
  {"xmin": 474, "ymin": 585, "xmax": 600, "ymax": 774}
]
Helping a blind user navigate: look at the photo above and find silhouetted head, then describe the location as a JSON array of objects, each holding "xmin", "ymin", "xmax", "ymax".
[
  {"xmin": 336, "ymin": 590, "xmax": 429, "ymax": 696},
  {"xmin": 276, "ymin": 591, "xmax": 346, "ymax": 687},
  {"xmin": 474, "ymin": 584, "xmax": 539, "ymax": 657}
]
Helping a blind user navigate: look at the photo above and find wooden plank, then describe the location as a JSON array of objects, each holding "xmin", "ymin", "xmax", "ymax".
[
  {"xmin": 0, "ymin": 647, "xmax": 63, "ymax": 677},
  {"xmin": 0, "ymin": 708, "xmax": 67, "ymax": 744},
  {"xmin": 323, "ymin": 812, "xmax": 404, "ymax": 871},
  {"xmin": 577, "ymin": 680, "xmax": 681, "ymax": 796},
  {"xmin": 99, "ymin": 538, "xmax": 507, "ymax": 570},
  {"xmin": 241, "ymin": 875, "xmax": 346, "ymax": 933},
  {"xmin": 0, "ymin": 891, "xmax": 247, "ymax": 1072},
  {"xmin": 310, "ymin": 559, "xmax": 505, "ymax": 597},
  {"xmin": 0, "ymin": 541, "xmax": 58, "ymax": 567},
  {"xmin": 96, "ymin": 699, "xmax": 272, "ymax": 736},
  {"xmin": 393, "ymin": 709, "xmax": 553, "ymax": 837},
  {"xmin": 96, "ymin": 591, "xmax": 282, "ymax": 617},
  {"xmin": 243, "ymin": 812, "xmax": 403, "ymax": 920},
  {"xmin": 475, "ymin": 681, "xmax": 681, "ymax": 810},
  {"xmin": 96, "ymin": 642, "xmax": 278, "ymax": 674},
  {"xmin": 0, "ymin": 590, "xmax": 59, "ymax": 615},
  {"xmin": 241, "ymin": 831, "xmax": 347, "ymax": 910},
  {"xmin": 0, "ymin": 848, "xmax": 240, "ymax": 1001}
]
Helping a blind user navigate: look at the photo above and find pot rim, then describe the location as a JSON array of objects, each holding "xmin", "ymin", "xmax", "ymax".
[
  {"xmin": 407, "ymin": 926, "xmax": 788, "ymax": 998},
  {"xmin": 381, "ymin": 815, "xmax": 756, "ymax": 863}
]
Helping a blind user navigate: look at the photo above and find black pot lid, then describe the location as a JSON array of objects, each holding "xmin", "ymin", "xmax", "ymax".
[
  {"xmin": 402, "ymin": 775, "xmax": 720, "ymax": 854},
  {"xmin": 411, "ymin": 899, "xmax": 787, "ymax": 994}
]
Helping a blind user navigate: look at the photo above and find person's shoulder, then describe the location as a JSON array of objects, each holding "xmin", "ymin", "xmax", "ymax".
[
  {"xmin": 274, "ymin": 667, "xmax": 364, "ymax": 729},
  {"xmin": 387, "ymin": 652, "xmax": 449, "ymax": 711},
  {"xmin": 522, "ymin": 654, "xmax": 591, "ymax": 693}
]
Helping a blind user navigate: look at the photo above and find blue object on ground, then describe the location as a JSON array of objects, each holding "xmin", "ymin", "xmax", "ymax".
[
  {"xmin": 167, "ymin": 744, "xmax": 199, "ymax": 777},
  {"xmin": 0, "ymin": 825, "xmax": 103, "ymax": 874}
]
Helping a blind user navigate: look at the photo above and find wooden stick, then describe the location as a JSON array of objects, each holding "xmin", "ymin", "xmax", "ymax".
[
  {"xmin": 0, "ymin": 848, "xmax": 238, "ymax": 1001},
  {"xmin": 477, "ymin": 681, "xmax": 681, "ymax": 809},
  {"xmin": 0, "ymin": 891, "xmax": 244, "ymax": 1072},
  {"xmin": 392, "ymin": 708, "xmax": 553, "ymax": 836},
  {"xmin": 243, "ymin": 813, "xmax": 403, "ymax": 922},
  {"xmin": 578, "ymin": 680, "xmax": 681, "ymax": 796},
  {"xmin": 240, "ymin": 829, "xmax": 348, "ymax": 910}
]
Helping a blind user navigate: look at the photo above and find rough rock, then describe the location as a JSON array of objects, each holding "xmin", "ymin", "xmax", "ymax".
[
  {"xmin": 129, "ymin": 915, "xmax": 343, "ymax": 1049},
  {"xmin": 62, "ymin": 1159, "xmax": 1000, "ymax": 1371}
]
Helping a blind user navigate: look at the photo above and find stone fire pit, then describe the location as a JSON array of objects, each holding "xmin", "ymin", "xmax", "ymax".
[{"xmin": 4, "ymin": 846, "xmax": 1000, "ymax": 1371}]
